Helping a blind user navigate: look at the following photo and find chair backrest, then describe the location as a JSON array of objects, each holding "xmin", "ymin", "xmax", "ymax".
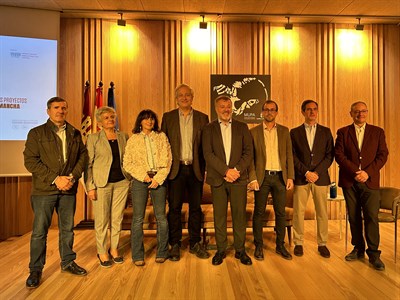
[{"xmin": 379, "ymin": 187, "xmax": 400, "ymax": 212}]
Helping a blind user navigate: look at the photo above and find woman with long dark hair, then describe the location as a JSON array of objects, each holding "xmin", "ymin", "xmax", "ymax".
[{"xmin": 123, "ymin": 109, "xmax": 172, "ymax": 266}]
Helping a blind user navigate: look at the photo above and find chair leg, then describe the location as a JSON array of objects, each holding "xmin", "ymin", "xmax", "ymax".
[
  {"xmin": 202, "ymin": 228, "xmax": 207, "ymax": 247},
  {"xmin": 395, "ymin": 219, "xmax": 397, "ymax": 263},
  {"xmin": 287, "ymin": 226, "xmax": 292, "ymax": 246},
  {"xmin": 345, "ymin": 210, "xmax": 348, "ymax": 252}
]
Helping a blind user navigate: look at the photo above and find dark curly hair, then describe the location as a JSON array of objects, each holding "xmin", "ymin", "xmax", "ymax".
[{"xmin": 132, "ymin": 109, "xmax": 160, "ymax": 134}]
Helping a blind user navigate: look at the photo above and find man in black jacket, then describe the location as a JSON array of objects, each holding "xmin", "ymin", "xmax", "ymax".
[
  {"xmin": 24, "ymin": 97, "xmax": 88, "ymax": 288},
  {"xmin": 290, "ymin": 100, "xmax": 334, "ymax": 258}
]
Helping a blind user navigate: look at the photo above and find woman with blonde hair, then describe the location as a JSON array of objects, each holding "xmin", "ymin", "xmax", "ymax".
[{"xmin": 86, "ymin": 106, "xmax": 131, "ymax": 267}]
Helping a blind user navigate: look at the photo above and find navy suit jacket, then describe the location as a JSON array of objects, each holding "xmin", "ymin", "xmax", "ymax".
[
  {"xmin": 202, "ymin": 119, "xmax": 253, "ymax": 187},
  {"xmin": 290, "ymin": 124, "xmax": 334, "ymax": 186},
  {"xmin": 335, "ymin": 123, "xmax": 388, "ymax": 189}
]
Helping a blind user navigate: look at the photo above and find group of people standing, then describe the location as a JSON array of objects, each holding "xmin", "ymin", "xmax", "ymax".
[{"xmin": 23, "ymin": 85, "xmax": 388, "ymax": 289}]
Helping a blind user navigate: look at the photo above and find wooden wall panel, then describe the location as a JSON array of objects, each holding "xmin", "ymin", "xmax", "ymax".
[
  {"xmin": 181, "ymin": 22, "xmax": 213, "ymax": 116},
  {"xmin": 269, "ymin": 24, "xmax": 318, "ymax": 129},
  {"xmin": 2, "ymin": 19, "xmax": 399, "ymax": 240},
  {"xmin": 383, "ymin": 25, "xmax": 400, "ymax": 188}
]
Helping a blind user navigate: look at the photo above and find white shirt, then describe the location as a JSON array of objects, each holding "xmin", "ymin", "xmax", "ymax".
[
  {"xmin": 304, "ymin": 123, "xmax": 316, "ymax": 151},
  {"xmin": 219, "ymin": 119, "xmax": 232, "ymax": 164},
  {"xmin": 354, "ymin": 123, "xmax": 366, "ymax": 151},
  {"xmin": 56, "ymin": 124, "xmax": 67, "ymax": 162}
]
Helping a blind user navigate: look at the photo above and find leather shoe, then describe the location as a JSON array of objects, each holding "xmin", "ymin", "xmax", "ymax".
[
  {"xmin": 189, "ymin": 242, "xmax": 210, "ymax": 259},
  {"xmin": 369, "ymin": 257, "xmax": 385, "ymax": 271},
  {"xmin": 155, "ymin": 257, "xmax": 168, "ymax": 263},
  {"xmin": 254, "ymin": 246, "xmax": 264, "ymax": 261},
  {"xmin": 109, "ymin": 250, "xmax": 124, "ymax": 264},
  {"xmin": 212, "ymin": 251, "xmax": 226, "ymax": 265},
  {"xmin": 26, "ymin": 271, "xmax": 42, "ymax": 289},
  {"xmin": 294, "ymin": 245, "xmax": 303, "ymax": 257},
  {"xmin": 169, "ymin": 244, "xmax": 180, "ymax": 261},
  {"xmin": 318, "ymin": 246, "xmax": 331, "ymax": 258},
  {"xmin": 61, "ymin": 261, "xmax": 87, "ymax": 276},
  {"xmin": 345, "ymin": 248, "xmax": 365, "ymax": 261},
  {"xmin": 97, "ymin": 254, "xmax": 113, "ymax": 268},
  {"xmin": 235, "ymin": 251, "xmax": 252, "ymax": 265},
  {"xmin": 276, "ymin": 246, "xmax": 292, "ymax": 260}
]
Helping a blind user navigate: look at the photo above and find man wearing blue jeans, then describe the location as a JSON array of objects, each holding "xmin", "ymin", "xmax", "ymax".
[{"xmin": 24, "ymin": 97, "xmax": 88, "ymax": 288}]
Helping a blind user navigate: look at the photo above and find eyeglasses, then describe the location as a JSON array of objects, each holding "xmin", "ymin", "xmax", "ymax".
[
  {"xmin": 263, "ymin": 108, "xmax": 277, "ymax": 113},
  {"xmin": 353, "ymin": 110, "xmax": 368, "ymax": 114}
]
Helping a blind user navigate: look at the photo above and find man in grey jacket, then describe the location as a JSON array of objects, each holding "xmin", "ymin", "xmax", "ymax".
[{"xmin": 24, "ymin": 97, "xmax": 88, "ymax": 288}]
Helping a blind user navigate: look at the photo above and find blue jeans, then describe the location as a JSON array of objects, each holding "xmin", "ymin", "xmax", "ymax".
[
  {"xmin": 131, "ymin": 179, "xmax": 169, "ymax": 261},
  {"xmin": 29, "ymin": 194, "xmax": 76, "ymax": 271}
]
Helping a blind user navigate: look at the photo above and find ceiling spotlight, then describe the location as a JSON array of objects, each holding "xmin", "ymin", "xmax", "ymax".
[
  {"xmin": 355, "ymin": 17, "xmax": 364, "ymax": 31},
  {"xmin": 199, "ymin": 15, "xmax": 207, "ymax": 29},
  {"xmin": 117, "ymin": 13, "xmax": 126, "ymax": 26},
  {"xmin": 285, "ymin": 16, "xmax": 293, "ymax": 30}
]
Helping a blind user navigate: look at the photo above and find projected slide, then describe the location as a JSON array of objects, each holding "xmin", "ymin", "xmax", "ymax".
[{"xmin": 0, "ymin": 35, "xmax": 57, "ymax": 140}]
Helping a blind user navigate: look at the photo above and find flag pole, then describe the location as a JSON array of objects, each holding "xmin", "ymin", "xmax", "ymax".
[{"xmin": 76, "ymin": 80, "xmax": 94, "ymax": 229}]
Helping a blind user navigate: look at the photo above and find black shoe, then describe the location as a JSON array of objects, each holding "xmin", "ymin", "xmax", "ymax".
[
  {"xmin": 169, "ymin": 244, "xmax": 180, "ymax": 261},
  {"xmin": 254, "ymin": 246, "xmax": 264, "ymax": 261},
  {"xmin": 97, "ymin": 254, "xmax": 113, "ymax": 268},
  {"xmin": 61, "ymin": 261, "xmax": 87, "ymax": 276},
  {"xmin": 369, "ymin": 257, "xmax": 385, "ymax": 271},
  {"xmin": 345, "ymin": 248, "xmax": 365, "ymax": 261},
  {"xmin": 26, "ymin": 271, "xmax": 42, "ymax": 289},
  {"xmin": 109, "ymin": 250, "xmax": 124, "ymax": 264},
  {"xmin": 212, "ymin": 251, "xmax": 226, "ymax": 265},
  {"xmin": 235, "ymin": 251, "xmax": 252, "ymax": 265},
  {"xmin": 189, "ymin": 242, "xmax": 210, "ymax": 259},
  {"xmin": 294, "ymin": 245, "xmax": 303, "ymax": 257},
  {"xmin": 276, "ymin": 246, "xmax": 292, "ymax": 260},
  {"xmin": 318, "ymin": 246, "xmax": 331, "ymax": 258}
]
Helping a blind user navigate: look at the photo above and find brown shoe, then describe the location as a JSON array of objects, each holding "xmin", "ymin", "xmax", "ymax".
[
  {"xmin": 155, "ymin": 257, "xmax": 168, "ymax": 263},
  {"xmin": 134, "ymin": 260, "xmax": 145, "ymax": 266},
  {"xmin": 294, "ymin": 245, "xmax": 303, "ymax": 257},
  {"xmin": 318, "ymin": 246, "xmax": 331, "ymax": 258},
  {"xmin": 276, "ymin": 246, "xmax": 292, "ymax": 260},
  {"xmin": 189, "ymin": 242, "xmax": 210, "ymax": 259},
  {"xmin": 345, "ymin": 248, "xmax": 365, "ymax": 261},
  {"xmin": 169, "ymin": 244, "xmax": 180, "ymax": 261}
]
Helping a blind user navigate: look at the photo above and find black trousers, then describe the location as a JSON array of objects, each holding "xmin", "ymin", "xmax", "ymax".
[
  {"xmin": 167, "ymin": 165, "xmax": 203, "ymax": 248},
  {"xmin": 211, "ymin": 182, "xmax": 247, "ymax": 253},
  {"xmin": 253, "ymin": 172, "xmax": 287, "ymax": 247},
  {"xmin": 343, "ymin": 182, "xmax": 381, "ymax": 258}
]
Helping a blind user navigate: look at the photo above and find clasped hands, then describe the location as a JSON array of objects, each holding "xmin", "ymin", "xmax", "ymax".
[
  {"xmin": 305, "ymin": 171, "xmax": 319, "ymax": 183},
  {"xmin": 224, "ymin": 168, "xmax": 240, "ymax": 183},
  {"xmin": 144, "ymin": 175, "xmax": 159, "ymax": 189},
  {"xmin": 55, "ymin": 175, "xmax": 75, "ymax": 191},
  {"xmin": 354, "ymin": 170, "xmax": 369, "ymax": 183}
]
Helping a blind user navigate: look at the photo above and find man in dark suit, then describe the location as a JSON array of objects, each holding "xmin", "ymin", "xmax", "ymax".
[
  {"xmin": 335, "ymin": 101, "xmax": 388, "ymax": 271},
  {"xmin": 161, "ymin": 84, "xmax": 210, "ymax": 261},
  {"xmin": 202, "ymin": 95, "xmax": 253, "ymax": 266},
  {"xmin": 248, "ymin": 100, "xmax": 294, "ymax": 260},
  {"xmin": 290, "ymin": 100, "xmax": 334, "ymax": 258}
]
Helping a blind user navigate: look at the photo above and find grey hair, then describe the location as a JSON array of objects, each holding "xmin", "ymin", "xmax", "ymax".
[
  {"xmin": 95, "ymin": 106, "xmax": 116, "ymax": 122},
  {"xmin": 350, "ymin": 101, "xmax": 368, "ymax": 111},
  {"xmin": 175, "ymin": 84, "xmax": 194, "ymax": 99}
]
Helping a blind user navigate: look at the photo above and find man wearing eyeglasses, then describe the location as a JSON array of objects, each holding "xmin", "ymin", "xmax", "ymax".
[
  {"xmin": 335, "ymin": 101, "xmax": 388, "ymax": 270},
  {"xmin": 290, "ymin": 100, "xmax": 334, "ymax": 258},
  {"xmin": 248, "ymin": 100, "xmax": 294, "ymax": 260}
]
